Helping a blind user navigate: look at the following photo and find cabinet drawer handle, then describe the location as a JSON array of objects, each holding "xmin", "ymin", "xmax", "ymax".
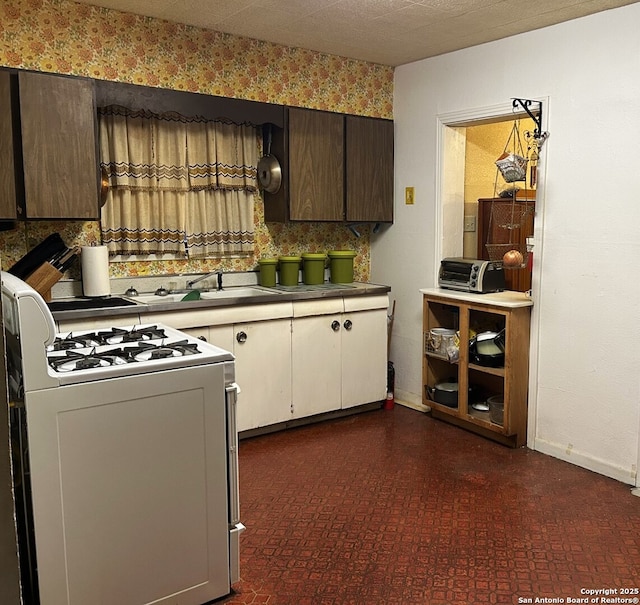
[
  {"xmin": 343, "ymin": 319, "xmax": 353, "ymax": 331},
  {"xmin": 236, "ymin": 330, "xmax": 248, "ymax": 343},
  {"xmin": 331, "ymin": 320, "xmax": 340, "ymax": 332}
]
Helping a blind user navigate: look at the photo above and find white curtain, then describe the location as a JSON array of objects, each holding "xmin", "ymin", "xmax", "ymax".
[{"xmin": 98, "ymin": 106, "xmax": 258, "ymax": 257}]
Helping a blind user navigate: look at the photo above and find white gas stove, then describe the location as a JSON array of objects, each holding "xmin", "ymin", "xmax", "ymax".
[
  {"xmin": 2, "ymin": 271, "xmax": 233, "ymax": 392},
  {"xmin": 1, "ymin": 271, "xmax": 243, "ymax": 605}
]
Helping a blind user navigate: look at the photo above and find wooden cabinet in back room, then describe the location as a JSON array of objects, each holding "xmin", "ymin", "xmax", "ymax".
[
  {"xmin": 477, "ymin": 196, "xmax": 535, "ymax": 292},
  {"xmin": 18, "ymin": 71, "xmax": 100, "ymax": 220}
]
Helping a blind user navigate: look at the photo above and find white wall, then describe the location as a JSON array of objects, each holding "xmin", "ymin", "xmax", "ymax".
[{"xmin": 372, "ymin": 4, "xmax": 640, "ymax": 484}]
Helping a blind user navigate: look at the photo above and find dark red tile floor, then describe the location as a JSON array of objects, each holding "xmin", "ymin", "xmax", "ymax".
[{"xmin": 221, "ymin": 405, "xmax": 640, "ymax": 605}]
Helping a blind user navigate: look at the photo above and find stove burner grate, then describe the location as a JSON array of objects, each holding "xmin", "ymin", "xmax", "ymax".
[
  {"xmin": 128, "ymin": 340, "xmax": 200, "ymax": 362},
  {"xmin": 100, "ymin": 326, "xmax": 168, "ymax": 344},
  {"xmin": 50, "ymin": 326, "xmax": 170, "ymax": 351},
  {"xmin": 48, "ymin": 347, "xmax": 131, "ymax": 372},
  {"xmin": 50, "ymin": 333, "xmax": 103, "ymax": 351}
]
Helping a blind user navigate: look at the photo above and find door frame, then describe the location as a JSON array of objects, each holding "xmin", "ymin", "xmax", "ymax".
[{"xmin": 435, "ymin": 99, "xmax": 548, "ymax": 449}]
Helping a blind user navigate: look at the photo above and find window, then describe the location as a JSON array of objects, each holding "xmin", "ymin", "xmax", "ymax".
[{"xmin": 99, "ymin": 106, "xmax": 258, "ymax": 258}]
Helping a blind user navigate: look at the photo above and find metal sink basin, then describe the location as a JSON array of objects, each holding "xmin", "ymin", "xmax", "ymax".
[
  {"xmin": 131, "ymin": 293, "xmax": 190, "ymax": 304},
  {"xmin": 199, "ymin": 287, "xmax": 274, "ymax": 300},
  {"xmin": 131, "ymin": 287, "xmax": 275, "ymax": 304}
]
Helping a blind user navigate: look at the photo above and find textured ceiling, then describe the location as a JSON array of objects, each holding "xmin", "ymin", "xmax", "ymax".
[{"xmin": 74, "ymin": 0, "xmax": 639, "ymax": 66}]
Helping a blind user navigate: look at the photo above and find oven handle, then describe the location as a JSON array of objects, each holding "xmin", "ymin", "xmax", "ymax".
[{"xmin": 226, "ymin": 382, "xmax": 241, "ymax": 525}]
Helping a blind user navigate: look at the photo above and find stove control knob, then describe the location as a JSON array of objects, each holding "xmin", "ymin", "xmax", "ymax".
[
  {"xmin": 236, "ymin": 331, "xmax": 248, "ymax": 344},
  {"xmin": 155, "ymin": 287, "xmax": 170, "ymax": 296},
  {"xmin": 125, "ymin": 286, "xmax": 139, "ymax": 297}
]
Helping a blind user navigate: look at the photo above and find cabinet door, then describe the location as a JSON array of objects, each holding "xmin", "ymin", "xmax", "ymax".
[
  {"xmin": 232, "ymin": 319, "xmax": 292, "ymax": 431},
  {"xmin": 207, "ymin": 325, "xmax": 235, "ymax": 353},
  {"xmin": 288, "ymin": 107, "xmax": 344, "ymax": 221},
  {"xmin": 180, "ymin": 326, "xmax": 212, "ymax": 342},
  {"xmin": 345, "ymin": 116, "xmax": 394, "ymax": 223},
  {"xmin": 291, "ymin": 314, "xmax": 342, "ymax": 418},
  {"xmin": 0, "ymin": 71, "xmax": 17, "ymax": 220},
  {"xmin": 341, "ymin": 309, "xmax": 388, "ymax": 409},
  {"xmin": 19, "ymin": 72, "xmax": 99, "ymax": 219}
]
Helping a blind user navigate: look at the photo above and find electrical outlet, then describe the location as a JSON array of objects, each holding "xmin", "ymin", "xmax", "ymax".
[
  {"xmin": 464, "ymin": 215, "xmax": 476, "ymax": 232},
  {"xmin": 405, "ymin": 187, "xmax": 415, "ymax": 205}
]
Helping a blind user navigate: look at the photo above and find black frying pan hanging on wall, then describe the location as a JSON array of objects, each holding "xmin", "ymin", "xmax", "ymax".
[{"xmin": 257, "ymin": 124, "xmax": 281, "ymax": 194}]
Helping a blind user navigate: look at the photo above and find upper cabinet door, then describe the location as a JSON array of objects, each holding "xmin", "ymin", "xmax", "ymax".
[
  {"xmin": 0, "ymin": 71, "xmax": 17, "ymax": 220},
  {"xmin": 19, "ymin": 72, "xmax": 99, "ymax": 220},
  {"xmin": 345, "ymin": 115, "xmax": 394, "ymax": 223},
  {"xmin": 288, "ymin": 107, "xmax": 344, "ymax": 221}
]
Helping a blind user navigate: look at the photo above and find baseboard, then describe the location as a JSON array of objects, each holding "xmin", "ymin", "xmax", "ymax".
[
  {"xmin": 533, "ymin": 437, "xmax": 636, "ymax": 486},
  {"xmin": 239, "ymin": 401, "xmax": 382, "ymax": 440},
  {"xmin": 394, "ymin": 389, "xmax": 430, "ymax": 413}
]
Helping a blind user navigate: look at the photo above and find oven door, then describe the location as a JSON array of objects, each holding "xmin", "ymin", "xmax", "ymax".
[{"xmin": 25, "ymin": 364, "xmax": 232, "ymax": 605}]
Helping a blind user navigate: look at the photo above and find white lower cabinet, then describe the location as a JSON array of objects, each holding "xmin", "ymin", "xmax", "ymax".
[
  {"xmin": 291, "ymin": 311, "xmax": 342, "ymax": 419},
  {"xmin": 291, "ymin": 295, "xmax": 388, "ymax": 418},
  {"xmin": 184, "ymin": 321, "xmax": 292, "ymax": 432},
  {"xmin": 341, "ymin": 306, "xmax": 388, "ymax": 409},
  {"xmin": 231, "ymin": 319, "xmax": 292, "ymax": 432}
]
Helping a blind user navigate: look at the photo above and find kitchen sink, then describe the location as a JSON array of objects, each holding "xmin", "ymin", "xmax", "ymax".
[
  {"xmin": 199, "ymin": 287, "xmax": 274, "ymax": 299},
  {"xmin": 131, "ymin": 287, "xmax": 275, "ymax": 304},
  {"xmin": 131, "ymin": 293, "xmax": 189, "ymax": 304}
]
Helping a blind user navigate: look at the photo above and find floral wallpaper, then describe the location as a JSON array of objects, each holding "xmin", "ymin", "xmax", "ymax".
[{"xmin": 0, "ymin": 0, "xmax": 394, "ymax": 283}]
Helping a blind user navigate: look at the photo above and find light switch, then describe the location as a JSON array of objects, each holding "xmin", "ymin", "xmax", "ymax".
[
  {"xmin": 405, "ymin": 187, "xmax": 415, "ymax": 205},
  {"xmin": 464, "ymin": 215, "xmax": 476, "ymax": 232}
]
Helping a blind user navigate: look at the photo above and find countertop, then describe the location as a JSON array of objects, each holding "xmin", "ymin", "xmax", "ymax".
[
  {"xmin": 419, "ymin": 287, "xmax": 533, "ymax": 308},
  {"xmin": 50, "ymin": 282, "xmax": 391, "ymax": 322}
]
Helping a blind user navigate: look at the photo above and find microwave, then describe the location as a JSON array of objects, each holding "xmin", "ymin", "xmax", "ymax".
[{"xmin": 438, "ymin": 258, "xmax": 505, "ymax": 294}]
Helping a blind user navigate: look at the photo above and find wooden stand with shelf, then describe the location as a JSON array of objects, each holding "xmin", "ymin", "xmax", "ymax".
[{"xmin": 421, "ymin": 289, "xmax": 532, "ymax": 447}]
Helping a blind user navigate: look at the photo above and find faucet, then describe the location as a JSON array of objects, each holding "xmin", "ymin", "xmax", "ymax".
[{"xmin": 187, "ymin": 271, "xmax": 223, "ymax": 291}]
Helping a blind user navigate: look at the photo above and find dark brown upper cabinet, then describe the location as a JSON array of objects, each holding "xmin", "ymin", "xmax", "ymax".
[
  {"xmin": 264, "ymin": 107, "xmax": 394, "ymax": 224},
  {"xmin": 0, "ymin": 71, "xmax": 17, "ymax": 220},
  {"xmin": 345, "ymin": 115, "xmax": 394, "ymax": 223},
  {"xmin": 18, "ymin": 71, "xmax": 100, "ymax": 220},
  {"xmin": 289, "ymin": 107, "xmax": 344, "ymax": 221}
]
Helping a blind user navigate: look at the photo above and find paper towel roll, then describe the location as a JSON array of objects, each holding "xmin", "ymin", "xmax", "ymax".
[{"xmin": 81, "ymin": 246, "xmax": 111, "ymax": 297}]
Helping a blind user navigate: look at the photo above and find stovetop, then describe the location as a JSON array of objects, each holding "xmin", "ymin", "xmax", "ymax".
[
  {"xmin": 47, "ymin": 324, "xmax": 233, "ymax": 386},
  {"xmin": 47, "ymin": 326, "xmax": 205, "ymax": 373}
]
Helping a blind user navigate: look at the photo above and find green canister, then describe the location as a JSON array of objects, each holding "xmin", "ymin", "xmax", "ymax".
[
  {"xmin": 301, "ymin": 253, "xmax": 327, "ymax": 285},
  {"xmin": 258, "ymin": 258, "xmax": 278, "ymax": 287},
  {"xmin": 278, "ymin": 256, "xmax": 301, "ymax": 286},
  {"xmin": 328, "ymin": 250, "xmax": 356, "ymax": 283}
]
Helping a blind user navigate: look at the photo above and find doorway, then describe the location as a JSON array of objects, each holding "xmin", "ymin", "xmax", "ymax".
[{"xmin": 436, "ymin": 100, "xmax": 546, "ymax": 447}]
